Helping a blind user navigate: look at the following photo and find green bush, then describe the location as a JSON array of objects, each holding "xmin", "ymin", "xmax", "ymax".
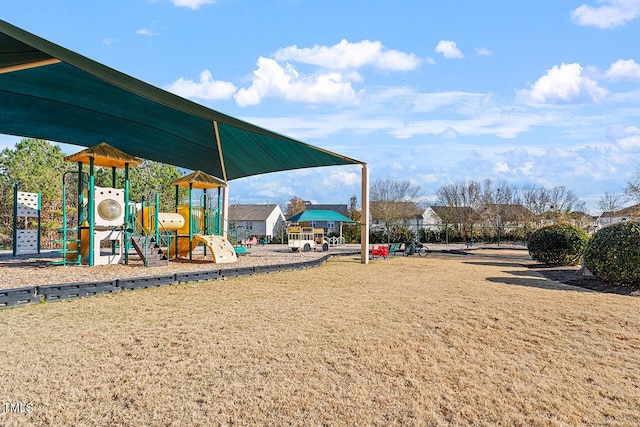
[
  {"xmin": 583, "ymin": 221, "xmax": 640, "ymax": 285},
  {"xmin": 527, "ymin": 223, "xmax": 590, "ymax": 266}
]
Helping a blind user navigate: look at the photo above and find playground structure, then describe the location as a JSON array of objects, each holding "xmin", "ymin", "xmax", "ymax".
[
  {"xmin": 12, "ymin": 183, "xmax": 41, "ymax": 256},
  {"xmin": 135, "ymin": 170, "xmax": 236, "ymax": 265},
  {"xmin": 53, "ymin": 143, "xmax": 236, "ymax": 267},
  {"xmin": 287, "ymin": 226, "xmax": 329, "ymax": 252}
]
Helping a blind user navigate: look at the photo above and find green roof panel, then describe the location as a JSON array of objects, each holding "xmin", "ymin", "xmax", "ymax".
[
  {"xmin": 286, "ymin": 210, "xmax": 354, "ymax": 223},
  {"xmin": 0, "ymin": 19, "xmax": 362, "ymax": 182}
]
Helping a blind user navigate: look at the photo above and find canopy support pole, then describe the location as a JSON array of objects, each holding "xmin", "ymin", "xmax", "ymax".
[{"xmin": 360, "ymin": 163, "xmax": 369, "ymax": 264}]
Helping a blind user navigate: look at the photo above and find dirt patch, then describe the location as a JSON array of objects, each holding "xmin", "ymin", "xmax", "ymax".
[{"xmin": 529, "ymin": 264, "xmax": 640, "ymax": 297}]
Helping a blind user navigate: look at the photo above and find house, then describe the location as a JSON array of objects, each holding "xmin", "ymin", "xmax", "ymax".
[
  {"xmin": 596, "ymin": 203, "xmax": 640, "ymax": 229},
  {"xmin": 228, "ymin": 204, "xmax": 285, "ymax": 239},
  {"xmin": 303, "ymin": 204, "xmax": 350, "ymax": 235},
  {"xmin": 369, "ymin": 201, "xmax": 422, "ymax": 230},
  {"xmin": 479, "ymin": 204, "xmax": 535, "ymax": 226},
  {"xmin": 422, "ymin": 206, "xmax": 478, "ymax": 231}
]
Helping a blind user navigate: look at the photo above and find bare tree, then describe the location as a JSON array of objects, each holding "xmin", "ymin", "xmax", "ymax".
[
  {"xmin": 370, "ymin": 178, "xmax": 421, "ymax": 228},
  {"xmin": 521, "ymin": 184, "xmax": 551, "ymax": 216},
  {"xmin": 436, "ymin": 180, "xmax": 482, "ymax": 210},
  {"xmin": 624, "ymin": 169, "xmax": 640, "ymax": 202},
  {"xmin": 598, "ymin": 192, "xmax": 626, "ymax": 225},
  {"xmin": 548, "ymin": 186, "xmax": 578, "ymax": 213}
]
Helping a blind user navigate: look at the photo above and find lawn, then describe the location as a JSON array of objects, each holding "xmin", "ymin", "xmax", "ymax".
[{"xmin": 1, "ymin": 250, "xmax": 639, "ymax": 426}]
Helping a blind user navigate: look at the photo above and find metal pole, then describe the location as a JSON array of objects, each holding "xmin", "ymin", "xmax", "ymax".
[
  {"xmin": 155, "ymin": 192, "xmax": 160, "ymax": 246},
  {"xmin": 124, "ymin": 163, "xmax": 130, "ymax": 265},
  {"xmin": 174, "ymin": 184, "xmax": 179, "ymax": 259},
  {"xmin": 77, "ymin": 162, "xmax": 83, "ymax": 264},
  {"xmin": 12, "ymin": 182, "xmax": 18, "ymax": 257},
  {"xmin": 360, "ymin": 164, "xmax": 370, "ymax": 264},
  {"xmin": 203, "ymin": 190, "xmax": 208, "ymax": 257},
  {"xmin": 88, "ymin": 157, "xmax": 95, "ymax": 267},
  {"xmin": 36, "ymin": 191, "xmax": 41, "ymax": 254},
  {"xmin": 189, "ymin": 183, "xmax": 193, "ymax": 261},
  {"xmin": 445, "ymin": 221, "xmax": 449, "ymax": 245},
  {"xmin": 217, "ymin": 187, "xmax": 222, "ymax": 235},
  {"xmin": 222, "ymin": 185, "xmax": 229, "ymax": 238}
]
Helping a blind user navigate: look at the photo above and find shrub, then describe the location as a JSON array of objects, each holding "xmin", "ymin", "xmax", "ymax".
[
  {"xmin": 527, "ymin": 223, "xmax": 590, "ymax": 266},
  {"xmin": 583, "ymin": 221, "xmax": 640, "ymax": 285}
]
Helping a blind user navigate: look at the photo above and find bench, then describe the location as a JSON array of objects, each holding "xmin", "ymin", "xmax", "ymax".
[{"xmin": 388, "ymin": 242, "xmax": 403, "ymax": 256}]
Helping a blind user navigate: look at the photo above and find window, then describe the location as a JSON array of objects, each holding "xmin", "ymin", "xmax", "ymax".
[
  {"xmin": 311, "ymin": 221, "xmax": 317, "ymax": 228},
  {"xmin": 247, "ymin": 221, "xmax": 253, "ymax": 230},
  {"xmin": 327, "ymin": 220, "xmax": 335, "ymax": 229}
]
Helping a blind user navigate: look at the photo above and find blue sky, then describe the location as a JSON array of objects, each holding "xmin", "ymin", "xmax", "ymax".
[{"xmin": 3, "ymin": 0, "xmax": 640, "ymax": 213}]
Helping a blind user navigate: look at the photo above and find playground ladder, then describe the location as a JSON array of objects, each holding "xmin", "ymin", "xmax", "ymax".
[
  {"xmin": 51, "ymin": 172, "xmax": 83, "ymax": 266},
  {"xmin": 130, "ymin": 235, "xmax": 169, "ymax": 267}
]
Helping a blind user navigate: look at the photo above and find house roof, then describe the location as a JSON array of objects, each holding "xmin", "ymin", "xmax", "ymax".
[
  {"xmin": 286, "ymin": 210, "xmax": 354, "ymax": 223},
  {"xmin": 0, "ymin": 19, "xmax": 363, "ymax": 182},
  {"xmin": 604, "ymin": 203, "xmax": 640, "ymax": 218},
  {"xmin": 481, "ymin": 204, "xmax": 535, "ymax": 222},
  {"xmin": 228, "ymin": 204, "xmax": 283, "ymax": 222},
  {"xmin": 305, "ymin": 204, "xmax": 348, "ymax": 216},
  {"xmin": 428, "ymin": 206, "xmax": 477, "ymax": 222}
]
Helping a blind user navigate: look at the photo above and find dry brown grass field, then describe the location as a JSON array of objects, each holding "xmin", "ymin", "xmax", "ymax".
[{"xmin": 1, "ymin": 249, "xmax": 639, "ymax": 426}]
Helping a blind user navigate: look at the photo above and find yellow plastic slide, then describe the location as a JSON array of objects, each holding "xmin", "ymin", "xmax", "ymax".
[{"xmin": 175, "ymin": 234, "xmax": 237, "ymax": 264}]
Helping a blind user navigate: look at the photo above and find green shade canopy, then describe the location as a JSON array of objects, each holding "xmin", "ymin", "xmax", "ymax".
[
  {"xmin": 0, "ymin": 20, "xmax": 362, "ymax": 182},
  {"xmin": 286, "ymin": 210, "xmax": 354, "ymax": 223}
]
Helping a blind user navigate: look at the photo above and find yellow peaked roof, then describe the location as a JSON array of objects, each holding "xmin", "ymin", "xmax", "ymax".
[
  {"xmin": 64, "ymin": 142, "xmax": 143, "ymax": 169},
  {"xmin": 171, "ymin": 170, "xmax": 227, "ymax": 189}
]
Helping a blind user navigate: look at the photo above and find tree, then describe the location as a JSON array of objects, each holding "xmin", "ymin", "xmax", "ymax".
[
  {"xmin": 347, "ymin": 195, "xmax": 361, "ymax": 222},
  {"xmin": 436, "ymin": 180, "xmax": 482, "ymax": 210},
  {"xmin": 624, "ymin": 168, "xmax": 640, "ymax": 202},
  {"xmin": 0, "ymin": 138, "xmax": 68, "ymax": 201},
  {"xmin": 0, "ymin": 138, "xmax": 71, "ymax": 238},
  {"xmin": 344, "ymin": 195, "xmax": 361, "ymax": 243},
  {"xmin": 370, "ymin": 178, "xmax": 421, "ymax": 231},
  {"xmin": 598, "ymin": 192, "xmax": 626, "ymax": 225},
  {"xmin": 521, "ymin": 184, "xmax": 551, "ymax": 217},
  {"xmin": 285, "ymin": 196, "xmax": 307, "ymax": 218}
]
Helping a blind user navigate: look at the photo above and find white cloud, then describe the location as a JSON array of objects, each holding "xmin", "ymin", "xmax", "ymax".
[
  {"xmin": 273, "ymin": 39, "xmax": 421, "ymax": 71},
  {"xmin": 234, "ymin": 57, "xmax": 361, "ymax": 107},
  {"xmin": 605, "ymin": 59, "xmax": 640, "ymax": 80},
  {"xmin": 571, "ymin": 0, "xmax": 640, "ymax": 28},
  {"xmin": 136, "ymin": 28, "xmax": 159, "ymax": 36},
  {"xmin": 412, "ymin": 91, "xmax": 491, "ymax": 113},
  {"xmin": 435, "ymin": 40, "xmax": 464, "ymax": 59},
  {"xmin": 103, "ymin": 38, "xmax": 120, "ymax": 45},
  {"xmin": 611, "ymin": 125, "xmax": 640, "ymax": 150},
  {"xmin": 475, "ymin": 47, "xmax": 492, "ymax": 56},
  {"xmin": 321, "ymin": 169, "xmax": 360, "ymax": 188},
  {"xmin": 169, "ymin": 0, "xmax": 214, "ymax": 9},
  {"xmin": 493, "ymin": 161, "xmax": 510, "ymax": 174},
  {"xmin": 165, "ymin": 70, "xmax": 237, "ymax": 100},
  {"xmin": 518, "ymin": 63, "xmax": 608, "ymax": 105},
  {"xmin": 619, "ymin": 134, "xmax": 640, "ymax": 149}
]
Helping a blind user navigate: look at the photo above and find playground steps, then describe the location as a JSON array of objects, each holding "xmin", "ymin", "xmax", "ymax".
[{"xmin": 130, "ymin": 235, "xmax": 168, "ymax": 267}]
